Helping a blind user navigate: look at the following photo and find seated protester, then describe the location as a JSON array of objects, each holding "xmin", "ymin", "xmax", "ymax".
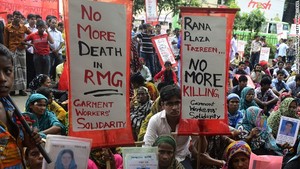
[
  {"xmin": 137, "ymin": 57, "xmax": 152, "ymax": 82},
  {"xmin": 153, "ymin": 135, "xmax": 185, "ymax": 169},
  {"xmin": 36, "ymin": 87, "xmax": 68, "ymax": 126},
  {"xmin": 285, "ymin": 61, "xmax": 293, "ymax": 75},
  {"xmin": 282, "ymin": 138, "xmax": 300, "ymax": 169},
  {"xmin": 29, "ymin": 74, "xmax": 51, "ymax": 93},
  {"xmin": 230, "ymin": 75, "xmax": 248, "ymax": 97},
  {"xmin": 287, "ymin": 74, "xmax": 300, "ymax": 99},
  {"xmin": 244, "ymin": 60, "xmax": 251, "ymax": 75},
  {"xmin": 271, "ymin": 69, "xmax": 291, "ymax": 96},
  {"xmin": 230, "ymin": 52, "xmax": 240, "ymax": 68},
  {"xmin": 232, "ymin": 61, "xmax": 248, "ymax": 75},
  {"xmin": 239, "ymin": 87, "xmax": 259, "ymax": 114},
  {"xmin": 223, "ymin": 141, "xmax": 252, "ymax": 169},
  {"xmin": 131, "ymin": 72, "xmax": 159, "ymax": 101},
  {"xmin": 254, "ymin": 77, "xmax": 278, "ymax": 115},
  {"xmin": 250, "ymin": 64, "xmax": 265, "ymax": 87},
  {"xmin": 227, "ymin": 93, "xmax": 243, "ymax": 128},
  {"xmin": 267, "ymin": 98, "xmax": 298, "ymax": 138},
  {"xmin": 273, "ymin": 61, "xmax": 290, "ymax": 80},
  {"xmin": 237, "ymin": 106, "xmax": 282, "ymax": 155},
  {"xmin": 154, "ymin": 61, "xmax": 178, "ymax": 86},
  {"xmin": 25, "ymin": 142, "xmax": 44, "ymax": 169},
  {"xmin": 130, "ymin": 86, "xmax": 153, "ymax": 140},
  {"xmin": 56, "ymin": 59, "xmax": 65, "ymax": 82},
  {"xmin": 273, "ymin": 92, "xmax": 292, "ymax": 111},
  {"xmin": 259, "ymin": 60, "xmax": 272, "ymax": 76},
  {"xmin": 143, "ymin": 85, "xmax": 195, "ymax": 169},
  {"xmin": 138, "ymin": 96, "xmax": 162, "ymax": 141},
  {"xmin": 24, "ymin": 93, "xmax": 66, "ymax": 138}
]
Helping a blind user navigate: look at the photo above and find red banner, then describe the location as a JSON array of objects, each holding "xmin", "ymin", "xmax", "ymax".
[
  {"xmin": 64, "ymin": 0, "xmax": 134, "ymax": 147},
  {"xmin": 178, "ymin": 7, "xmax": 239, "ymax": 135},
  {"xmin": 0, "ymin": 0, "xmax": 59, "ymax": 21},
  {"xmin": 151, "ymin": 34, "xmax": 177, "ymax": 69}
]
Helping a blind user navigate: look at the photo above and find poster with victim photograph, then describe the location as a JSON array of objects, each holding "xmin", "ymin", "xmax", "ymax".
[
  {"xmin": 276, "ymin": 116, "xmax": 300, "ymax": 146},
  {"xmin": 122, "ymin": 147, "xmax": 158, "ymax": 169},
  {"xmin": 42, "ymin": 135, "xmax": 92, "ymax": 169}
]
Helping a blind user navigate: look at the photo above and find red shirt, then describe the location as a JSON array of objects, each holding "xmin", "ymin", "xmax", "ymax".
[{"xmin": 25, "ymin": 32, "xmax": 50, "ymax": 56}]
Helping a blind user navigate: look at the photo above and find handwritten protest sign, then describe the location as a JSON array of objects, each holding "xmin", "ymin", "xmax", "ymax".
[
  {"xmin": 151, "ymin": 34, "xmax": 177, "ymax": 69},
  {"xmin": 259, "ymin": 47, "xmax": 270, "ymax": 62},
  {"xmin": 276, "ymin": 116, "xmax": 300, "ymax": 146},
  {"xmin": 145, "ymin": 0, "xmax": 157, "ymax": 22},
  {"xmin": 0, "ymin": 0, "xmax": 59, "ymax": 22},
  {"xmin": 178, "ymin": 7, "xmax": 238, "ymax": 135},
  {"xmin": 65, "ymin": 0, "xmax": 134, "ymax": 147},
  {"xmin": 122, "ymin": 147, "xmax": 158, "ymax": 169}
]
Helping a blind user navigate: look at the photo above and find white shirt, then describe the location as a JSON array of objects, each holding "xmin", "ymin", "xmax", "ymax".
[
  {"xmin": 140, "ymin": 65, "xmax": 152, "ymax": 82},
  {"xmin": 25, "ymin": 23, "xmax": 38, "ymax": 54},
  {"xmin": 230, "ymin": 37, "xmax": 238, "ymax": 60},
  {"xmin": 143, "ymin": 110, "xmax": 191, "ymax": 162},
  {"xmin": 277, "ymin": 43, "xmax": 289, "ymax": 57},
  {"xmin": 48, "ymin": 28, "xmax": 64, "ymax": 54}
]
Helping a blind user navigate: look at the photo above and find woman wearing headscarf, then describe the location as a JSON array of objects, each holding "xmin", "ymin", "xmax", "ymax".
[
  {"xmin": 28, "ymin": 74, "xmax": 52, "ymax": 92},
  {"xmin": 237, "ymin": 106, "xmax": 281, "ymax": 155},
  {"xmin": 272, "ymin": 92, "xmax": 292, "ymax": 112},
  {"xmin": 267, "ymin": 97, "xmax": 298, "ymax": 138},
  {"xmin": 24, "ymin": 93, "xmax": 66, "ymax": 138},
  {"xmin": 153, "ymin": 135, "xmax": 185, "ymax": 169},
  {"xmin": 239, "ymin": 87, "xmax": 259, "ymax": 113},
  {"xmin": 130, "ymin": 86, "xmax": 153, "ymax": 140},
  {"xmin": 227, "ymin": 93, "xmax": 243, "ymax": 128},
  {"xmin": 223, "ymin": 141, "xmax": 251, "ymax": 169},
  {"xmin": 55, "ymin": 149, "xmax": 77, "ymax": 169}
]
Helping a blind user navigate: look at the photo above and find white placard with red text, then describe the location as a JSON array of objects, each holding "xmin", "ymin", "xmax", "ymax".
[
  {"xmin": 69, "ymin": 0, "xmax": 127, "ymax": 131},
  {"xmin": 259, "ymin": 47, "xmax": 270, "ymax": 62},
  {"xmin": 181, "ymin": 16, "xmax": 226, "ymax": 120},
  {"xmin": 145, "ymin": 0, "xmax": 157, "ymax": 22}
]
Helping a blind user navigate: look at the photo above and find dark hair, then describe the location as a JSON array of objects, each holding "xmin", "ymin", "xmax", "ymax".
[
  {"xmin": 278, "ymin": 61, "xmax": 284, "ymax": 65},
  {"xmin": 160, "ymin": 85, "xmax": 181, "ymax": 102},
  {"xmin": 27, "ymin": 14, "xmax": 36, "ymax": 20},
  {"xmin": 277, "ymin": 69, "xmax": 285, "ymax": 76},
  {"xmin": 285, "ymin": 121, "xmax": 294, "ymax": 128},
  {"xmin": 46, "ymin": 15, "xmax": 53, "ymax": 21},
  {"xmin": 36, "ymin": 86, "xmax": 52, "ymax": 98},
  {"xmin": 295, "ymin": 74, "xmax": 300, "ymax": 82},
  {"xmin": 0, "ymin": 44, "xmax": 13, "ymax": 64},
  {"xmin": 130, "ymin": 72, "xmax": 145, "ymax": 86},
  {"xmin": 36, "ymin": 20, "xmax": 45, "ymax": 28},
  {"xmin": 58, "ymin": 22, "xmax": 64, "ymax": 27},
  {"xmin": 238, "ymin": 61, "xmax": 245, "ymax": 66},
  {"xmin": 7, "ymin": 14, "xmax": 13, "ymax": 19},
  {"xmin": 238, "ymin": 75, "xmax": 248, "ymax": 83},
  {"xmin": 164, "ymin": 61, "xmax": 172, "ymax": 66},
  {"xmin": 35, "ymin": 14, "xmax": 42, "ymax": 19},
  {"xmin": 260, "ymin": 77, "xmax": 272, "ymax": 86},
  {"xmin": 13, "ymin": 11, "xmax": 22, "ymax": 16}
]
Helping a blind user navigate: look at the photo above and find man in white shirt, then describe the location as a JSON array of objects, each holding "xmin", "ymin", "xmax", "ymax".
[
  {"xmin": 48, "ymin": 17, "xmax": 64, "ymax": 82},
  {"xmin": 25, "ymin": 14, "xmax": 38, "ymax": 87},
  {"xmin": 143, "ymin": 85, "xmax": 194, "ymax": 169},
  {"xmin": 230, "ymin": 34, "xmax": 238, "ymax": 61},
  {"xmin": 277, "ymin": 39, "xmax": 289, "ymax": 62}
]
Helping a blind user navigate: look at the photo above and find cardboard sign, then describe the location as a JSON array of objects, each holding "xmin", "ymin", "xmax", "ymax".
[
  {"xmin": 0, "ymin": 0, "xmax": 59, "ymax": 21},
  {"xmin": 259, "ymin": 47, "xmax": 270, "ymax": 62},
  {"xmin": 65, "ymin": 0, "xmax": 134, "ymax": 147},
  {"xmin": 145, "ymin": 0, "xmax": 157, "ymax": 22},
  {"xmin": 151, "ymin": 34, "xmax": 177, "ymax": 69},
  {"xmin": 178, "ymin": 7, "xmax": 238, "ymax": 135},
  {"xmin": 276, "ymin": 116, "xmax": 300, "ymax": 146},
  {"xmin": 122, "ymin": 147, "xmax": 158, "ymax": 169}
]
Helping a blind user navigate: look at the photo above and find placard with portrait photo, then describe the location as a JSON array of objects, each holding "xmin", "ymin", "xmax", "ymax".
[
  {"xmin": 42, "ymin": 135, "xmax": 92, "ymax": 169},
  {"xmin": 276, "ymin": 116, "xmax": 300, "ymax": 146}
]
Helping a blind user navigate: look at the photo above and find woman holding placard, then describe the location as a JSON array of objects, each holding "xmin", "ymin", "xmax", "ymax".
[{"xmin": 267, "ymin": 98, "xmax": 298, "ymax": 138}]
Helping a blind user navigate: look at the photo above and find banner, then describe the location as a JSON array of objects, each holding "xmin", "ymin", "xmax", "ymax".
[
  {"xmin": 249, "ymin": 153, "xmax": 283, "ymax": 169},
  {"xmin": 259, "ymin": 47, "xmax": 270, "ymax": 62},
  {"xmin": 236, "ymin": 0, "xmax": 285, "ymax": 21},
  {"xmin": 0, "ymin": 0, "xmax": 59, "ymax": 21},
  {"xmin": 151, "ymin": 34, "xmax": 177, "ymax": 69},
  {"xmin": 64, "ymin": 0, "xmax": 134, "ymax": 147},
  {"xmin": 145, "ymin": 0, "xmax": 158, "ymax": 23},
  {"xmin": 178, "ymin": 7, "xmax": 238, "ymax": 135}
]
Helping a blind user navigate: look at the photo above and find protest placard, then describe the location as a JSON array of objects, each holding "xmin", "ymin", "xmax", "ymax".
[
  {"xmin": 259, "ymin": 47, "xmax": 270, "ymax": 62},
  {"xmin": 151, "ymin": 34, "xmax": 177, "ymax": 69},
  {"xmin": 276, "ymin": 116, "xmax": 300, "ymax": 146},
  {"xmin": 64, "ymin": 0, "xmax": 134, "ymax": 147},
  {"xmin": 249, "ymin": 153, "xmax": 283, "ymax": 169},
  {"xmin": 122, "ymin": 147, "xmax": 158, "ymax": 169},
  {"xmin": 178, "ymin": 7, "xmax": 238, "ymax": 135},
  {"xmin": 145, "ymin": 0, "xmax": 157, "ymax": 22},
  {"xmin": 42, "ymin": 135, "xmax": 92, "ymax": 169}
]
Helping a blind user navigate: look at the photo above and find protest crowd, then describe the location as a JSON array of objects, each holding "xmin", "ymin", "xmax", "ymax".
[{"xmin": 0, "ymin": 7, "xmax": 300, "ymax": 169}]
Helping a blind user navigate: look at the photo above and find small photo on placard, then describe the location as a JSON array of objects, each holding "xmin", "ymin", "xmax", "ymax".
[{"xmin": 276, "ymin": 116, "xmax": 300, "ymax": 146}]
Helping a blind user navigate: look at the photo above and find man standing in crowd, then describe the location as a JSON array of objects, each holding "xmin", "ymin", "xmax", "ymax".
[
  {"xmin": 250, "ymin": 35, "xmax": 262, "ymax": 68},
  {"xmin": 277, "ymin": 39, "xmax": 289, "ymax": 63},
  {"xmin": 4, "ymin": 10, "xmax": 31, "ymax": 96},
  {"xmin": 230, "ymin": 34, "xmax": 238, "ymax": 61},
  {"xmin": 48, "ymin": 17, "xmax": 64, "ymax": 82},
  {"xmin": 25, "ymin": 14, "xmax": 37, "ymax": 87}
]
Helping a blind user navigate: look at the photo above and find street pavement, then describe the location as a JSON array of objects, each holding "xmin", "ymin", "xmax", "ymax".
[{"xmin": 10, "ymin": 94, "xmax": 29, "ymax": 111}]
